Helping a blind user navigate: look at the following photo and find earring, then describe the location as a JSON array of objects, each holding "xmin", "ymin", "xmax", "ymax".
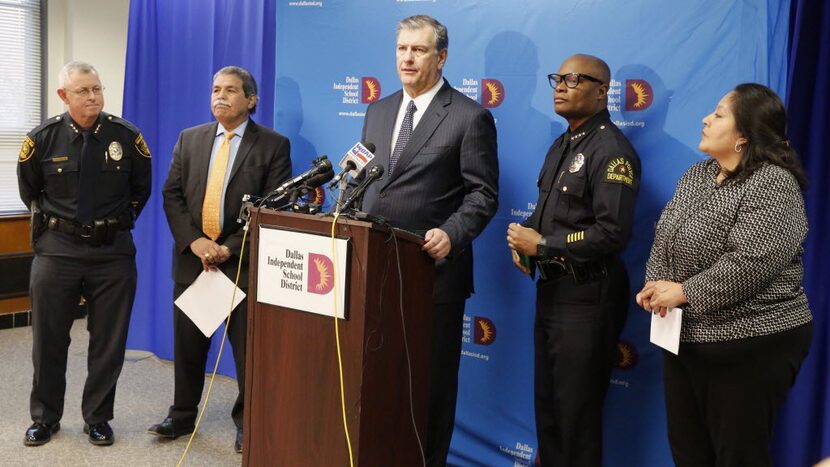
[{"xmin": 734, "ymin": 141, "xmax": 743, "ymax": 153}]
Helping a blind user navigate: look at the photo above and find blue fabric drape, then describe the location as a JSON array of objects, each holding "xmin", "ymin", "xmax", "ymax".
[
  {"xmin": 122, "ymin": 0, "xmax": 277, "ymax": 376},
  {"xmin": 774, "ymin": 0, "xmax": 830, "ymax": 465}
]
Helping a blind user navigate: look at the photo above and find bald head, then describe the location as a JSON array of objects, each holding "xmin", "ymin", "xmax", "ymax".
[
  {"xmin": 564, "ymin": 54, "xmax": 610, "ymax": 84},
  {"xmin": 553, "ymin": 54, "xmax": 611, "ymax": 128}
]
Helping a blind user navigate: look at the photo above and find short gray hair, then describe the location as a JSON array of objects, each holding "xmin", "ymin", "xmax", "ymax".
[
  {"xmin": 58, "ymin": 61, "xmax": 99, "ymax": 88},
  {"xmin": 397, "ymin": 15, "xmax": 448, "ymax": 52},
  {"xmin": 213, "ymin": 66, "xmax": 259, "ymax": 114}
]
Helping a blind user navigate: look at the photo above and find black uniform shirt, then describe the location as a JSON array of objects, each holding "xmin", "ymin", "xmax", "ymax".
[
  {"xmin": 524, "ymin": 109, "xmax": 640, "ymax": 263},
  {"xmin": 18, "ymin": 112, "xmax": 152, "ymax": 223}
]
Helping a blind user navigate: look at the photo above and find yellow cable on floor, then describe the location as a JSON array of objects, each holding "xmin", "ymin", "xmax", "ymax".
[
  {"xmin": 176, "ymin": 221, "xmax": 250, "ymax": 467},
  {"xmin": 330, "ymin": 212, "xmax": 355, "ymax": 467}
]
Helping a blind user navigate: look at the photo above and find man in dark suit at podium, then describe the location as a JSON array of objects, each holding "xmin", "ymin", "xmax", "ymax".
[
  {"xmin": 357, "ymin": 15, "xmax": 499, "ymax": 466},
  {"xmin": 149, "ymin": 66, "xmax": 291, "ymax": 453}
]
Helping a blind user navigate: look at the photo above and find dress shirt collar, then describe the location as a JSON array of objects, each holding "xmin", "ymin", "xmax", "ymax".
[
  {"xmin": 216, "ymin": 118, "xmax": 249, "ymax": 139},
  {"xmin": 402, "ymin": 76, "xmax": 445, "ymax": 116}
]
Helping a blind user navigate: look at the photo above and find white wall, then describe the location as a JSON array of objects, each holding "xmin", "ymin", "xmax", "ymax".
[{"xmin": 46, "ymin": 0, "xmax": 130, "ymax": 118}]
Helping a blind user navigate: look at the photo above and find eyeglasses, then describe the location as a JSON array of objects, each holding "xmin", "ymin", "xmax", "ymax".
[
  {"xmin": 548, "ymin": 73, "xmax": 603, "ymax": 89},
  {"xmin": 67, "ymin": 86, "xmax": 105, "ymax": 97}
]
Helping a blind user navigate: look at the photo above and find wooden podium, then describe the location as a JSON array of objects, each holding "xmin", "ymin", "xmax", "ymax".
[{"xmin": 242, "ymin": 208, "xmax": 434, "ymax": 466}]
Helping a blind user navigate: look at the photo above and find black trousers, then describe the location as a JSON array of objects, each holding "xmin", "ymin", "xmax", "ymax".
[
  {"xmin": 425, "ymin": 300, "xmax": 466, "ymax": 467},
  {"xmin": 533, "ymin": 259, "xmax": 629, "ymax": 467},
  {"xmin": 29, "ymin": 254, "xmax": 137, "ymax": 425},
  {"xmin": 663, "ymin": 323, "xmax": 813, "ymax": 467},
  {"xmin": 167, "ymin": 283, "xmax": 248, "ymax": 429}
]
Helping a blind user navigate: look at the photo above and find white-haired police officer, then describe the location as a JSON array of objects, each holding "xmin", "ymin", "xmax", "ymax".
[{"xmin": 17, "ymin": 61, "xmax": 151, "ymax": 447}]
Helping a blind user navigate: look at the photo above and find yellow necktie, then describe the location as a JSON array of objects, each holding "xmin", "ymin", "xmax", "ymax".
[{"xmin": 202, "ymin": 131, "xmax": 234, "ymax": 241}]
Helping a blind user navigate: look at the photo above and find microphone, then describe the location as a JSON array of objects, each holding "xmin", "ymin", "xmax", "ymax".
[
  {"xmin": 274, "ymin": 155, "xmax": 333, "ymax": 195},
  {"xmin": 339, "ymin": 164, "xmax": 384, "ymax": 213},
  {"xmin": 304, "ymin": 167, "xmax": 335, "ymax": 189},
  {"xmin": 329, "ymin": 142, "xmax": 376, "ymax": 187}
]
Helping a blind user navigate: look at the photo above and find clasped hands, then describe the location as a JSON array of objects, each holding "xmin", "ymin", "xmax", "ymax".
[
  {"xmin": 635, "ymin": 281, "xmax": 687, "ymax": 317},
  {"xmin": 190, "ymin": 237, "xmax": 231, "ymax": 271}
]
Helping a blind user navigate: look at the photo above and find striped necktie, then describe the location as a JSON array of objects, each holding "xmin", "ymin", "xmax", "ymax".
[
  {"xmin": 202, "ymin": 131, "xmax": 234, "ymax": 240},
  {"xmin": 389, "ymin": 100, "xmax": 416, "ymax": 175}
]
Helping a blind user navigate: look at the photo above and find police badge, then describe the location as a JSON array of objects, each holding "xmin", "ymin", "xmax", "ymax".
[
  {"xmin": 109, "ymin": 141, "xmax": 123, "ymax": 161},
  {"xmin": 569, "ymin": 153, "xmax": 585, "ymax": 173}
]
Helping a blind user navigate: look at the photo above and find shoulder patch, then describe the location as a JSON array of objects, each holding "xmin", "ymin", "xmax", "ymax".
[
  {"xmin": 18, "ymin": 136, "xmax": 35, "ymax": 163},
  {"xmin": 605, "ymin": 157, "xmax": 634, "ymax": 187},
  {"xmin": 134, "ymin": 133, "xmax": 151, "ymax": 159}
]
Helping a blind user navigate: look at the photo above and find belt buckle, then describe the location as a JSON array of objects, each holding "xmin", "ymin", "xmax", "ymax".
[{"xmin": 80, "ymin": 224, "xmax": 93, "ymax": 238}]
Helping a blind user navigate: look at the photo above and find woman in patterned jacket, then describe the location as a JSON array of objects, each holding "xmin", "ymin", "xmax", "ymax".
[{"xmin": 635, "ymin": 83, "xmax": 813, "ymax": 467}]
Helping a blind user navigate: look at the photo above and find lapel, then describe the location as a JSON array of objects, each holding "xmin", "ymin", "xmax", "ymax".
[
  {"xmin": 193, "ymin": 122, "xmax": 219, "ymax": 207},
  {"xmin": 383, "ymin": 81, "xmax": 451, "ymax": 188},
  {"xmin": 228, "ymin": 119, "xmax": 259, "ymax": 184}
]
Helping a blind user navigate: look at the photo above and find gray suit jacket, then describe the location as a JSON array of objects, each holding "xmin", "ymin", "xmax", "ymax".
[
  {"xmin": 360, "ymin": 80, "xmax": 499, "ymax": 303},
  {"xmin": 162, "ymin": 119, "xmax": 291, "ymax": 286}
]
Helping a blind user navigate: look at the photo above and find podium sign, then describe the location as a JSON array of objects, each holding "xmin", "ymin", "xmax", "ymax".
[{"xmin": 256, "ymin": 225, "xmax": 350, "ymax": 319}]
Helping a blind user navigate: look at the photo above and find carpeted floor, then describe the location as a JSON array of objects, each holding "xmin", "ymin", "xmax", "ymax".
[{"xmin": 0, "ymin": 320, "xmax": 241, "ymax": 466}]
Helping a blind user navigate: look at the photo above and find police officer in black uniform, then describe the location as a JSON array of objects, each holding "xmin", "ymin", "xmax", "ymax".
[
  {"xmin": 17, "ymin": 61, "xmax": 151, "ymax": 447},
  {"xmin": 507, "ymin": 54, "xmax": 640, "ymax": 467}
]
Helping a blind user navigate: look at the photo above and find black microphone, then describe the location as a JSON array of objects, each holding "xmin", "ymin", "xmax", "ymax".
[
  {"xmin": 274, "ymin": 156, "xmax": 332, "ymax": 195},
  {"xmin": 304, "ymin": 167, "xmax": 335, "ymax": 189},
  {"xmin": 339, "ymin": 164, "xmax": 384, "ymax": 213},
  {"xmin": 329, "ymin": 142, "xmax": 377, "ymax": 187}
]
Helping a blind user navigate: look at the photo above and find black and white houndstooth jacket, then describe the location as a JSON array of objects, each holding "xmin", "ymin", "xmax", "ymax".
[{"xmin": 645, "ymin": 159, "xmax": 812, "ymax": 343}]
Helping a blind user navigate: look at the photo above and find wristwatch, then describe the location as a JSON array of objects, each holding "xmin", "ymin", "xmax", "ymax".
[{"xmin": 536, "ymin": 237, "xmax": 547, "ymax": 257}]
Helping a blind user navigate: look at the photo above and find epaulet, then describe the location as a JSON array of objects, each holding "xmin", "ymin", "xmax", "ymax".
[
  {"xmin": 596, "ymin": 121, "xmax": 616, "ymax": 139},
  {"xmin": 28, "ymin": 115, "xmax": 64, "ymax": 136},
  {"xmin": 103, "ymin": 113, "xmax": 140, "ymax": 134}
]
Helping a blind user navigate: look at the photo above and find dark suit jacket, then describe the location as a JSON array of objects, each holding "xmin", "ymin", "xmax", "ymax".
[
  {"xmin": 360, "ymin": 80, "xmax": 499, "ymax": 303},
  {"xmin": 162, "ymin": 119, "xmax": 291, "ymax": 287}
]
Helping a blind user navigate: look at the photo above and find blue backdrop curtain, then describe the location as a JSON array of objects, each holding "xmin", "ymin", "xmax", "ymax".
[
  {"xmin": 122, "ymin": 0, "xmax": 277, "ymax": 377},
  {"xmin": 774, "ymin": 0, "xmax": 830, "ymax": 465}
]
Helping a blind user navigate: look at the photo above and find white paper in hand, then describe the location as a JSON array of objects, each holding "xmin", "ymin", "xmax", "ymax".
[
  {"xmin": 174, "ymin": 269, "xmax": 247, "ymax": 338},
  {"xmin": 650, "ymin": 307, "xmax": 682, "ymax": 355}
]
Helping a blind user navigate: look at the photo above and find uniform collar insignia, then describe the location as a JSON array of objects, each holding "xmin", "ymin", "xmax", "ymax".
[{"xmin": 567, "ymin": 108, "xmax": 611, "ymax": 143}]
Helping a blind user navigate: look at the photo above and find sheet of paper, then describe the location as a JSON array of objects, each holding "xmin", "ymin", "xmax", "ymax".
[
  {"xmin": 174, "ymin": 269, "xmax": 247, "ymax": 338},
  {"xmin": 650, "ymin": 307, "xmax": 682, "ymax": 355}
]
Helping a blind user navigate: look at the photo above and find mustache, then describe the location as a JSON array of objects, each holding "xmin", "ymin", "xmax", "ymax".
[{"xmin": 213, "ymin": 98, "xmax": 231, "ymax": 108}]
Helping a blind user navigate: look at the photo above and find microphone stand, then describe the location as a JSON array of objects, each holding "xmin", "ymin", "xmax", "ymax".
[{"xmin": 334, "ymin": 176, "xmax": 350, "ymax": 214}]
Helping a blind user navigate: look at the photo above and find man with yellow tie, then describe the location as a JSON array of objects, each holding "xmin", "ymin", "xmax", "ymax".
[{"xmin": 151, "ymin": 66, "xmax": 291, "ymax": 453}]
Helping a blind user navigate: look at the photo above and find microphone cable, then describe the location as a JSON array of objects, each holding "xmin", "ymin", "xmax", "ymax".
[
  {"xmin": 176, "ymin": 213, "xmax": 252, "ymax": 467},
  {"xmin": 329, "ymin": 211, "xmax": 355, "ymax": 467},
  {"xmin": 389, "ymin": 227, "xmax": 426, "ymax": 466}
]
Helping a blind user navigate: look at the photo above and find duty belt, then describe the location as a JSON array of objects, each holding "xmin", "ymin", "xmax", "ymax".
[
  {"xmin": 536, "ymin": 256, "xmax": 608, "ymax": 283},
  {"xmin": 46, "ymin": 212, "xmax": 132, "ymax": 245}
]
